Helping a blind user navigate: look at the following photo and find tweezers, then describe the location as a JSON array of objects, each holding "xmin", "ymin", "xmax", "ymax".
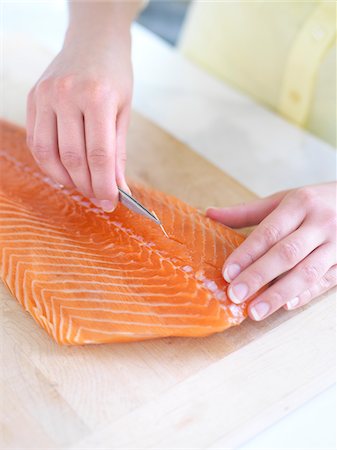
[{"xmin": 118, "ymin": 188, "xmax": 168, "ymax": 237}]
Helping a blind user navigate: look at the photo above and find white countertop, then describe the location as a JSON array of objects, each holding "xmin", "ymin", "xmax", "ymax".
[{"xmin": 3, "ymin": 1, "xmax": 336, "ymax": 449}]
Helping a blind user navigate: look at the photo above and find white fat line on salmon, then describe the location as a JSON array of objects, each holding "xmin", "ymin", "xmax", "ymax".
[
  {"xmin": 51, "ymin": 294, "xmax": 214, "ymax": 331},
  {"xmin": 10, "ymin": 260, "xmax": 171, "ymax": 287},
  {"xmin": 72, "ymin": 319, "xmax": 226, "ymax": 343},
  {"xmin": 67, "ymin": 314, "xmax": 220, "ymax": 328},
  {"xmin": 0, "ymin": 225, "xmax": 89, "ymax": 241},
  {"xmin": 0, "ymin": 237, "xmax": 128, "ymax": 257},
  {"xmin": 4, "ymin": 251, "xmax": 156, "ymax": 273},
  {"xmin": 49, "ymin": 296, "xmax": 206, "ymax": 308},
  {"xmin": 0, "ymin": 217, "xmax": 69, "ymax": 233},
  {"xmin": 1, "ymin": 151, "xmax": 228, "ymax": 301},
  {"xmin": 6, "ymin": 254, "xmax": 156, "ymax": 272},
  {"xmin": 29, "ymin": 274, "xmax": 191, "ymax": 293},
  {"xmin": 72, "ymin": 327, "xmax": 159, "ymax": 344},
  {"xmin": 59, "ymin": 304, "xmax": 211, "ymax": 319},
  {"xmin": 25, "ymin": 303, "xmax": 57, "ymax": 340},
  {"xmin": 39, "ymin": 287, "xmax": 204, "ymax": 320},
  {"xmin": 29, "ymin": 281, "xmax": 216, "ymax": 325},
  {"xmin": 49, "ymin": 298, "xmax": 208, "ymax": 323},
  {"xmin": 43, "ymin": 286, "xmax": 209, "ymax": 324},
  {"xmin": 0, "ymin": 237, "xmax": 137, "ymax": 258},
  {"xmin": 70, "ymin": 327, "xmax": 164, "ymax": 344},
  {"xmin": 0, "ymin": 213, "xmax": 87, "ymax": 232},
  {"xmin": 38, "ymin": 312, "xmax": 58, "ymax": 342},
  {"xmin": 37, "ymin": 285, "xmax": 201, "ymax": 300},
  {"xmin": 79, "ymin": 336, "xmax": 161, "ymax": 344},
  {"xmin": 14, "ymin": 264, "xmax": 180, "ymax": 286},
  {"xmin": 15, "ymin": 263, "xmax": 173, "ymax": 301},
  {"xmin": 60, "ymin": 306, "xmax": 219, "ymax": 342},
  {"xmin": 1, "ymin": 243, "xmax": 141, "ymax": 279}
]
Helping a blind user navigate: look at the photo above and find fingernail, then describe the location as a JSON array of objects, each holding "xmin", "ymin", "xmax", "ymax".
[
  {"xmin": 100, "ymin": 200, "xmax": 116, "ymax": 212},
  {"xmin": 90, "ymin": 198, "xmax": 116, "ymax": 212},
  {"xmin": 123, "ymin": 186, "xmax": 132, "ymax": 196},
  {"xmin": 228, "ymin": 283, "xmax": 248, "ymax": 303},
  {"xmin": 223, "ymin": 263, "xmax": 241, "ymax": 282},
  {"xmin": 206, "ymin": 207, "xmax": 218, "ymax": 217},
  {"xmin": 285, "ymin": 297, "xmax": 299, "ymax": 310},
  {"xmin": 250, "ymin": 302, "xmax": 270, "ymax": 321}
]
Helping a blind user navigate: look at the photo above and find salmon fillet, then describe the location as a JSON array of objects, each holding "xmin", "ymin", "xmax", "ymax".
[{"xmin": 0, "ymin": 120, "xmax": 249, "ymax": 345}]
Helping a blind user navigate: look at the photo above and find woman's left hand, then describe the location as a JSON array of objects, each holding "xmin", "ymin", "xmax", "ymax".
[{"xmin": 206, "ymin": 182, "xmax": 337, "ymax": 321}]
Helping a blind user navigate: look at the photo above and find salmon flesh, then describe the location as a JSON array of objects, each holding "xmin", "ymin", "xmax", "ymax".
[{"xmin": 0, "ymin": 120, "xmax": 249, "ymax": 345}]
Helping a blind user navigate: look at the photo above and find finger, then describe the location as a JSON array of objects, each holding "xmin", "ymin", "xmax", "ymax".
[
  {"xmin": 206, "ymin": 191, "xmax": 287, "ymax": 228},
  {"xmin": 246, "ymin": 243, "xmax": 335, "ymax": 321},
  {"xmin": 57, "ymin": 109, "xmax": 93, "ymax": 198},
  {"xmin": 84, "ymin": 104, "xmax": 118, "ymax": 212},
  {"xmin": 227, "ymin": 223, "xmax": 325, "ymax": 304},
  {"xmin": 32, "ymin": 107, "xmax": 74, "ymax": 187},
  {"xmin": 26, "ymin": 89, "xmax": 36, "ymax": 149},
  {"xmin": 115, "ymin": 107, "xmax": 131, "ymax": 194},
  {"xmin": 222, "ymin": 193, "xmax": 307, "ymax": 283},
  {"xmin": 284, "ymin": 264, "xmax": 337, "ymax": 310}
]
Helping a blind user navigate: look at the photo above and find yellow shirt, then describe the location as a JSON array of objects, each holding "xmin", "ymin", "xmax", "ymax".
[{"xmin": 179, "ymin": 0, "xmax": 336, "ymax": 147}]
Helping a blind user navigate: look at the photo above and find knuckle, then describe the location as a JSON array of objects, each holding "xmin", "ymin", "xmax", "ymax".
[
  {"xmin": 87, "ymin": 148, "xmax": 111, "ymax": 168},
  {"xmin": 60, "ymin": 150, "xmax": 83, "ymax": 168},
  {"xmin": 321, "ymin": 267, "xmax": 337, "ymax": 288},
  {"xmin": 246, "ymin": 269, "xmax": 265, "ymax": 291},
  {"xmin": 320, "ymin": 276, "xmax": 331, "ymax": 290},
  {"xmin": 35, "ymin": 79, "xmax": 51, "ymax": 96},
  {"xmin": 54, "ymin": 76, "xmax": 74, "ymax": 95},
  {"xmin": 301, "ymin": 264, "xmax": 320, "ymax": 284},
  {"xmin": 295, "ymin": 187, "xmax": 317, "ymax": 208},
  {"xmin": 278, "ymin": 241, "xmax": 300, "ymax": 264},
  {"xmin": 243, "ymin": 250, "xmax": 256, "ymax": 266},
  {"xmin": 87, "ymin": 80, "xmax": 112, "ymax": 102},
  {"xmin": 32, "ymin": 143, "xmax": 52, "ymax": 163},
  {"xmin": 261, "ymin": 222, "xmax": 281, "ymax": 246},
  {"xmin": 326, "ymin": 213, "xmax": 337, "ymax": 235}
]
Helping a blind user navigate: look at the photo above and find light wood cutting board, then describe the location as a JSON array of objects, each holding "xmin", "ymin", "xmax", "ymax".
[{"xmin": 0, "ymin": 112, "xmax": 335, "ymax": 450}]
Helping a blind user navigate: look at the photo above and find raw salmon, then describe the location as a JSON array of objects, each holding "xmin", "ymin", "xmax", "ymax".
[{"xmin": 0, "ymin": 120, "xmax": 249, "ymax": 345}]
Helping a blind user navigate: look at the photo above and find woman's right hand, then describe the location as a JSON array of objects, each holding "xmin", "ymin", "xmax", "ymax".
[{"xmin": 26, "ymin": 20, "xmax": 133, "ymax": 212}]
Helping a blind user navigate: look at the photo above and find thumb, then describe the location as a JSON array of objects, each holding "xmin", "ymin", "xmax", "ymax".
[{"xmin": 206, "ymin": 191, "xmax": 287, "ymax": 228}]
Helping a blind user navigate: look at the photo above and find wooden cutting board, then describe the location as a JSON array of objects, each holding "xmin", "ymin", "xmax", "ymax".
[{"xmin": 0, "ymin": 112, "xmax": 335, "ymax": 450}]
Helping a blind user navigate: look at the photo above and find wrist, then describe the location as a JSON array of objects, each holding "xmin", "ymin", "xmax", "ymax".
[{"xmin": 65, "ymin": 1, "xmax": 137, "ymax": 48}]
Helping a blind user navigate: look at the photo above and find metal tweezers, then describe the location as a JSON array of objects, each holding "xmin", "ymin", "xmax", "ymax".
[{"xmin": 118, "ymin": 187, "xmax": 168, "ymax": 237}]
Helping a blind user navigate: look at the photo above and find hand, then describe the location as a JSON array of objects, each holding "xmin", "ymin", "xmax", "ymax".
[
  {"xmin": 26, "ymin": 26, "xmax": 133, "ymax": 211},
  {"xmin": 207, "ymin": 183, "xmax": 337, "ymax": 320}
]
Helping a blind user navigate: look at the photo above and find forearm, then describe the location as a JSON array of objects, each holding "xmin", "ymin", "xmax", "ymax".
[{"xmin": 65, "ymin": 0, "xmax": 143, "ymax": 49}]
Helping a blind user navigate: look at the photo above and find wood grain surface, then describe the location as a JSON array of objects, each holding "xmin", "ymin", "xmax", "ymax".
[{"xmin": 0, "ymin": 112, "xmax": 335, "ymax": 450}]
